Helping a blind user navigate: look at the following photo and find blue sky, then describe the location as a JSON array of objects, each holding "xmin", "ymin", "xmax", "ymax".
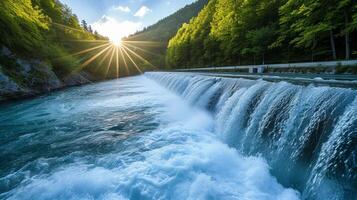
[{"xmin": 60, "ymin": 0, "xmax": 195, "ymax": 41}]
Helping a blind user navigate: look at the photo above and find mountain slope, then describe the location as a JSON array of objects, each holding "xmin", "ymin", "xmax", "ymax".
[
  {"xmin": 125, "ymin": 0, "xmax": 209, "ymax": 69},
  {"xmin": 128, "ymin": 0, "xmax": 209, "ymax": 42}
]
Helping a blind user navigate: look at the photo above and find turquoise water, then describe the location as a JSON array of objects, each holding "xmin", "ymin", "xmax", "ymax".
[
  {"xmin": 146, "ymin": 72, "xmax": 357, "ymax": 200},
  {"xmin": 0, "ymin": 76, "xmax": 300, "ymax": 199}
]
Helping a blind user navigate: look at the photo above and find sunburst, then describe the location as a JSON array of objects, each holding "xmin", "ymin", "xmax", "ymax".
[{"xmin": 54, "ymin": 23, "xmax": 162, "ymax": 79}]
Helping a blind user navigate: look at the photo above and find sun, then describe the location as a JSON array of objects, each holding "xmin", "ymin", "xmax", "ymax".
[{"xmin": 111, "ymin": 38, "xmax": 122, "ymax": 47}]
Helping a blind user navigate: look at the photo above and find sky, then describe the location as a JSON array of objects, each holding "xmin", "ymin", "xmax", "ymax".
[{"xmin": 60, "ymin": 0, "xmax": 195, "ymax": 42}]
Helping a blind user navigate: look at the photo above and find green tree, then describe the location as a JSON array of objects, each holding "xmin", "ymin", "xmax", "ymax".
[
  {"xmin": 0, "ymin": 0, "xmax": 48, "ymax": 56},
  {"xmin": 167, "ymin": 0, "xmax": 282, "ymax": 67},
  {"xmin": 279, "ymin": 0, "xmax": 357, "ymax": 60},
  {"xmin": 0, "ymin": 0, "xmax": 108, "ymax": 80},
  {"xmin": 243, "ymin": 26, "xmax": 276, "ymax": 64},
  {"xmin": 81, "ymin": 20, "xmax": 88, "ymax": 31},
  {"xmin": 167, "ymin": 0, "xmax": 217, "ymax": 68},
  {"xmin": 88, "ymin": 25, "xmax": 93, "ymax": 34},
  {"xmin": 127, "ymin": 0, "xmax": 209, "ymax": 70},
  {"xmin": 338, "ymin": 0, "xmax": 357, "ymax": 59}
]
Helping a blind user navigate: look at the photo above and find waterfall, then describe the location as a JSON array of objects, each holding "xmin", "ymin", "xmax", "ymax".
[{"xmin": 146, "ymin": 72, "xmax": 357, "ymax": 200}]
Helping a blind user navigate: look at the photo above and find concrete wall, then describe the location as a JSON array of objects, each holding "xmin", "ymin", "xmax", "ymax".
[{"xmin": 178, "ymin": 60, "xmax": 357, "ymax": 73}]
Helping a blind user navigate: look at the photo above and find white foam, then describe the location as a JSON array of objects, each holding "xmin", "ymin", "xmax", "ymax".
[{"xmin": 6, "ymin": 76, "xmax": 301, "ymax": 200}]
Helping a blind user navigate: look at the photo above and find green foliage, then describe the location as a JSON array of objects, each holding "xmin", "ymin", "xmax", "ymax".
[
  {"xmin": 129, "ymin": 0, "xmax": 209, "ymax": 42},
  {"xmin": 167, "ymin": 0, "xmax": 283, "ymax": 68},
  {"xmin": 167, "ymin": 0, "xmax": 357, "ymax": 68},
  {"xmin": 126, "ymin": 0, "xmax": 209, "ymax": 69},
  {"xmin": 280, "ymin": 0, "xmax": 336, "ymax": 48},
  {"xmin": 0, "ymin": 0, "xmax": 108, "ymax": 80},
  {"xmin": 167, "ymin": 0, "xmax": 217, "ymax": 67},
  {"xmin": 0, "ymin": 0, "xmax": 48, "ymax": 56}
]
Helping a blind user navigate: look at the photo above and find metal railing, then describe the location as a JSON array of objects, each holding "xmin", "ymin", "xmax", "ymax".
[{"xmin": 177, "ymin": 60, "xmax": 357, "ymax": 71}]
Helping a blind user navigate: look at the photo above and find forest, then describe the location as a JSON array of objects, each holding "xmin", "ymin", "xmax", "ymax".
[
  {"xmin": 126, "ymin": 0, "xmax": 209, "ymax": 69},
  {"xmin": 166, "ymin": 0, "xmax": 357, "ymax": 68},
  {"xmin": 2, "ymin": 0, "xmax": 356, "ymax": 76},
  {"xmin": 0, "ymin": 0, "xmax": 108, "ymax": 82}
]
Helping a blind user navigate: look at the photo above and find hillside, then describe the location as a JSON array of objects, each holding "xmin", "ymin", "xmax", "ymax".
[
  {"xmin": 167, "ymin": 0, "xmax": 357, "ymax": 69},
  {"xmin": 0, "ymin": 0, "xmax": 108, "ymax": 100},
  {"xmin": 129, "ymin": 0, "xmax": 209, "ymax": 42},
  {"xmin": 125, "ymin": 0, "xmax": 209, "ymax": 69}
]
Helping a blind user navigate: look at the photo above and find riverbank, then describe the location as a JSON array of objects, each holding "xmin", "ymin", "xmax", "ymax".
[
  {"xmin": 0, "ymin": 46, "xmax": 106, "ymax": 102},
  {"xmin": 0, "ymin": 65, "xmax": 99, "ymax": 102},
  {"xmin": 2, "ymin": 57, "xmax": 357, "ymax": 102}
]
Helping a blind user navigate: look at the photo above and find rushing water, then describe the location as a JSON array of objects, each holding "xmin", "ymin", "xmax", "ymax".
[
  {"xmin": 0, "ymin": 73, "xmax": 355, "ymax": 200},
  {"xmin": 0, "ymin": 76, "xmax": 300, "ymax": 200},
  {"xmin": 145, "ymin": 72, "xmax": 357, "ymax": 200}
]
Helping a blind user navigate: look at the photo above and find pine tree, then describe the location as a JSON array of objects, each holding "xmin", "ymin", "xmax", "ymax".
[
  {"xmin": 81, "ymin": 20, "xmax": 88, "ymax": 31},
  {"xmin": 88, "ymin": 25, "xmax": 93, "ymax": 33}
]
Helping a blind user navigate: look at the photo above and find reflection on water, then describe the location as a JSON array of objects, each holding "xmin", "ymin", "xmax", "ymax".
[{"xmin": 0, "ymin": 76, "xmax": 300, "ymax": 200}]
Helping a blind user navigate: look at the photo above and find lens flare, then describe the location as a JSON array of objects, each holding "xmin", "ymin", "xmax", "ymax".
[
  {"xmin": 111, "ymin": 38, "xmax": 123, "ymax": 47},
  {"xmin": 55, "ymin": 22, "xmax": 161, "ymax": 78}
]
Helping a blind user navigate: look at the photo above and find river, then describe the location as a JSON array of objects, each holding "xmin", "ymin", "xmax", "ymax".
[{"xmin": 0, "ymin": 73, "xmax": 355, "ymax": 199}]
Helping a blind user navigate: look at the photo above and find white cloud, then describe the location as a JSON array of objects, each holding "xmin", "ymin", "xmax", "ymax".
[
  {"xmin": 91, "ymin": 15, "xmax": 142, "ymax": 42},
  {"xmin": 134, "ymin": 6, "xmax": 151, "ymax": 17},
  {"xmin": 112, "ymin": 6, "xmax": 131, "ymax": 13}
]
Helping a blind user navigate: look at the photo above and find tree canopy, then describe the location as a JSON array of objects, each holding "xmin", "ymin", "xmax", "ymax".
[
  {"xmin": 0, "ymin": 0, "xmax": 108, "ymax": 78},
  {"xmin": 166, "ymin": 0, "xmax": 357, "ymax": 69},
  {"xmin": 125, "ymin": 0, "xmax": 209, "ymax": 69}
]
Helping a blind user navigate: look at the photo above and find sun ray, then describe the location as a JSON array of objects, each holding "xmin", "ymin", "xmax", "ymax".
[
  {"xmin": 65, "ymin": 45, "xmax": 111, "ymax": 77},
  {"xmin": 105, "ymin": 46, "xmax": 116, "ymax": 77},
  {"xmin": 81, "ymin": 45, "xmax": 112, "ymax": 68},
  {"xmin": 95, "ymin": 46, "xmax": 114, "ymax": 71},
  {"xmin": 123, "ymin": 42, "xmax": 160, "ymax": 57},
  {"xmin": 121, "ymin": 44, "xmax": 152, "ymax": 63},
  {"xmin": 58, "ymin": 39, "xmax": 109, "ymax": 43},
  {"xmin": 68, "ymin": 43, "xmax": 111, "ymax": 58},
  {"xmin": 119, "ymin": 47, "xmax": 130, "ymax": 75},
  {"xmin": 121, "ymin": 44, "xmax": 158, "ymax": 70},
  {"xmin": 121, "ymin": 47, "xmax": 143, "ymax": 73},
  {"xmin": 52, "ymin": 22, "xmax": 89, "ymax": 33},
  {"xmin": 53, "ymin": 43, "xmax": 110, "ymax": 61},
  {"xmin": 101, "ymin": 46, "xmax": 115, "ymax": 65},
  {"xmin": 122, "ymin": 40, "xmax": 163, "ymax": 46},
  {"xmin": 51, "ymin": 21, "xmax": 166, "ymax": 77},
  {"xmin": 115, "ymin": 47, "xmax": 120, "ymax": 78}
]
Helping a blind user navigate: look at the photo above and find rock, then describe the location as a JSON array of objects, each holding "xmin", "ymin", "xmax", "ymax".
[
  {"xmin": 63, "ymin": 71, "xmax": 94, "ymax": 86},
  {"xmin": 0, "ymin": 65, "xmax": 29, "ymax": 100},
  {"xmin": 0, "ymin": 46, "xmax": 98, "ymax": 101},
  {"xmin": 0, "ymin": 67, "xmax": 20, "ymax": 91},
  {"xmin": 0, "ymin": 47, "xmax": 64, "ymax": 100},
  {"xmin": 1, "ymin": 46, "xmax": 14, "ymax": 58},
  {"xmin": 16, "ymin": 59, "xmax": 34, "ymax": 75},
  {"xmin": 29, "ymin": 63, "xmax": 63, "ymax": 91}
]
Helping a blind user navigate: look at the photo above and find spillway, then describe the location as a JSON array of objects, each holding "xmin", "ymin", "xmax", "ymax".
[{"xmin": 146, "ymin": 72, "xmax": 357, "ymax": 200}]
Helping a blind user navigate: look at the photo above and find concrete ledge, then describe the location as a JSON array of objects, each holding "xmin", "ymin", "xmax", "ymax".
[{"xmin": 177, "ymin": 60, "xmax": 357, "ymax": 73}]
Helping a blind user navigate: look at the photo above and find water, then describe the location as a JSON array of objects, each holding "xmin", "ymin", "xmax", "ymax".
[
  {"xmin": 146, "ymin": 72, "xmax": 356, "ymax": 200},
  {"xmin": 0, "ymin": 76, "xmax": 301, "ymax": 200}
]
